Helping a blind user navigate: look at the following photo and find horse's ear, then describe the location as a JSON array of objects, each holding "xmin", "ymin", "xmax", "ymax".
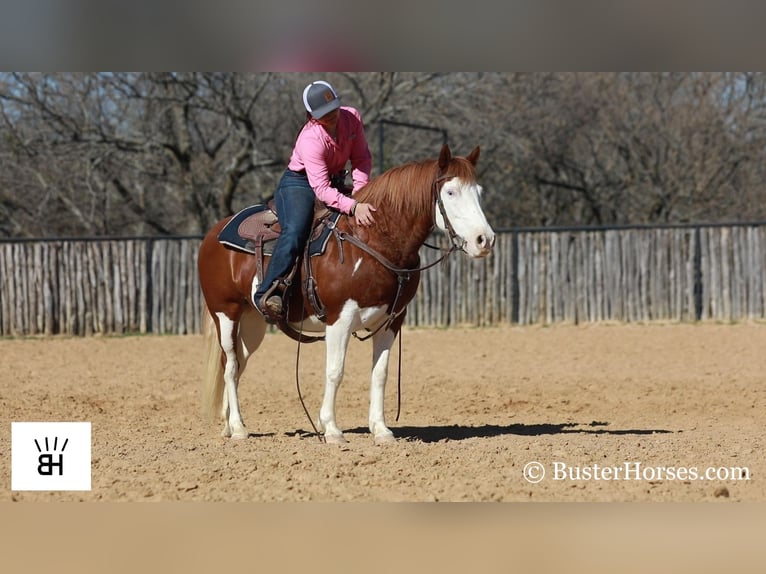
[
  {"xmin": 438, "ymin": 144, "xmax": 452, "ymax": 171},
  {"xmin": 466, "ymin": 146, "xmax": 480, "ymax": 166}
]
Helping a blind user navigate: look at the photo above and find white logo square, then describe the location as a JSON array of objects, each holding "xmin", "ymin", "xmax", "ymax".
[{"xmin": 11, "ymin": 422, "xmax": 91, "ymax": 491}]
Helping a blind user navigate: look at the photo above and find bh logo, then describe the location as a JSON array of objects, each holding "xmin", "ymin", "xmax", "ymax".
[
  {"xmin": 35, "ymin": 436, "xmax": 68, "ymax": 476},
  {"xmin": 11, "ymin": 422, "xmax": 91, "ymax": 491}
]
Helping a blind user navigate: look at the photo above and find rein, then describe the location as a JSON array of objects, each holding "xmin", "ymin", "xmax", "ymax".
[
  {"xmin": 336, "ymin": 228, "xmax": 456, "ymax": 342},
  {"xmin": 293, "ymin": 169, "xmax": 464, "ymax": 434}
]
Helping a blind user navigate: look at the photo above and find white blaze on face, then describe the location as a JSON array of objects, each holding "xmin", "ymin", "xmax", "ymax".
[{"xmin": 435, "ymin": 178, "xmax": 495, "ymax": 258}]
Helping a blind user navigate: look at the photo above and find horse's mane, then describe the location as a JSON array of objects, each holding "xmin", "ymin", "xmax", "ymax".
[{"xmin": 354, "ymin": 155, "xmax": 478, "ymax": 219}]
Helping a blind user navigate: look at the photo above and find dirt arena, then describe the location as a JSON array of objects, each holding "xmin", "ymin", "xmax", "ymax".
[{"xmin": 1, "ymin": 322, "xmax": 764, "ymax": 502}]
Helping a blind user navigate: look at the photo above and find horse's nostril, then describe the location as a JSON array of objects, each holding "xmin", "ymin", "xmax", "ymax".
[
  {"xmin": 477, "ymin": 234, "xmax": 495, "ymax": 249},
  {"xmin": 478, "ymin": 235, "xmax": 491, "ymax": 248}
]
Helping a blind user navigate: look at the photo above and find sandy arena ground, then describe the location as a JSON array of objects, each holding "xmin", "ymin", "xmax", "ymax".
[{"xmin": 1, "ymin": 323, "xmax": 764, "ymax": 502}]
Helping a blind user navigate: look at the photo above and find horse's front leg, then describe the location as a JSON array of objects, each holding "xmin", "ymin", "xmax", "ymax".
[
  {"xmin": 317, "ymin": 320, "xmax": 352, "ymax": 444},
  {"xmin": 369, "ymin": 327, "xmax": 397, "ymax": 444}
]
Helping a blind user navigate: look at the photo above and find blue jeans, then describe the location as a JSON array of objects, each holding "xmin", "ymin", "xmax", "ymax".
[{"xmin": 254, "ymin": 169, "xmax": 315, "ymax": 304}]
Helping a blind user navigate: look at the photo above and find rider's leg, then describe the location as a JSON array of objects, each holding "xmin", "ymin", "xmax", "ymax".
[{"xmin": 254, "ymin": 170, "xmax": 315, "ymax": 316}]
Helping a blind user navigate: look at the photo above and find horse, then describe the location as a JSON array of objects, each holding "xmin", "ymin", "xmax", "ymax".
[{"xmin": 197, "ymin": 144, "xmax": 495, "ymax": 444}]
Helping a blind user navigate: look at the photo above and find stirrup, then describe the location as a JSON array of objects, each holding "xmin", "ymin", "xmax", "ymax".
[
  {"xmin": 255, "ymin": 282, "xmax": 284, "ymax": 323},
  {"xmin": 256, "ymin": 293, "xmax": 284, "ymax": 324}
]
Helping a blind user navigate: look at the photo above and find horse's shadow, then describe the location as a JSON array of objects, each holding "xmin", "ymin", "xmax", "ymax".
[
  {"xmin": 342, "ymin": 421, "xmax": 673, "ymax": 443},
  {"xmin": 247, "ymin": 432, "xmax": 276, "ymax": 438}
]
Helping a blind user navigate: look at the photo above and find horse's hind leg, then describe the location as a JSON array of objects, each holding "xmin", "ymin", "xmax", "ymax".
[
  {"xmin": 228, "ymin": 308, "xmax": 267, "ymax": 435},
  {"xmin": 369, "ymin": 327, "xmax": 397, "ymax": 444},
  {"xmin": 216, "ymin": 312, "xmax": 249, "ymax": 439}
]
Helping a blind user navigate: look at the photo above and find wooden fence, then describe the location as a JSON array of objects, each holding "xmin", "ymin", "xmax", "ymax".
[
  {"xmin": 0, "ymin": 238, "xmax": 201, "ymax": 336},
  {"xmin": 2, "ymin": 224, "xmax": 765, "ymax": 336}
]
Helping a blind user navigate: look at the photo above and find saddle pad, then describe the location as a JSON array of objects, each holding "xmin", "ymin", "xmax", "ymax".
[
  {"xmin": 217, "ymin": 204, "xmax": 277, "ymax": 254},
  {"xmin": 218, "ymin": 204, "xmax": 341, "ymax": 258}
]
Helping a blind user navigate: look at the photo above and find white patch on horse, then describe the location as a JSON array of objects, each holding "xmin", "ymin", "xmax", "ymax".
[
  {"xmin": 437, "ymin": 178, "xmax": 494, "ymax": 258},
  {"xmin": 352, "ymin": 257, "xmax": 363, "ymax": 276},
  {"xmin": 215, "ymin": 313, "xmax": 236, "ymax": 353},
  {"xmin": 250, "ymin": 276, "xmax": 260, "ymax": 306},
  {"xmin": 335, "ymin": 299, "xmax": 388, "ymax": 334}
]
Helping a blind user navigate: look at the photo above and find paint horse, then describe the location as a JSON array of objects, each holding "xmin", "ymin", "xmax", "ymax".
[{"xmin": 198, "ymin": 144, "xmax": 495, "ymax": 444}]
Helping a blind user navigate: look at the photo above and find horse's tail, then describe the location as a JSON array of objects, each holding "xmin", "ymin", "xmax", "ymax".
[{"xmin": 201, "ymin": 308, "xmax": 225, "ymax": 421}]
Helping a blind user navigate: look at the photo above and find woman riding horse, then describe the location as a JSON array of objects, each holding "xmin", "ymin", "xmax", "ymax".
[
  {"xmin": 253, "ymin": 80, "xmax": 377, "ymax": 321},
  {"xmin": 198, "ymin": 143, "xmax": 495, "ymax": 443}
]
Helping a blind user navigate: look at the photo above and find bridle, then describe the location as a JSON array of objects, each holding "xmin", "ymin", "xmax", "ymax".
[{"xmin": 432, "ymin": 172, "xmax": 468, "ymax": 253}]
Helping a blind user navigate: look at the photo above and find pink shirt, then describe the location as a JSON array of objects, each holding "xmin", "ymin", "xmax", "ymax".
[{"xmin": 287, "ymin": 106, "xmax": 372, "ymax": 214}]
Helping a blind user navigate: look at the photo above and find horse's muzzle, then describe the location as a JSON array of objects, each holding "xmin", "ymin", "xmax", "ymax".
[{"xmin": 465, "ymin": 231, "xmax": 495, "ymax": 258}]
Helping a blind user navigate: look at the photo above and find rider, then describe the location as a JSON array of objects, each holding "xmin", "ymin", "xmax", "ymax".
[{"xmin": 254, "ymin": 80, "xmax": 377, "ymax": 320}]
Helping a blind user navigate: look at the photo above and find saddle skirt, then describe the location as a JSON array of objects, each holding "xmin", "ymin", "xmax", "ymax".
[{"xmin": 217, "ymin": 201, "xmax": 340, "ymax": 258}]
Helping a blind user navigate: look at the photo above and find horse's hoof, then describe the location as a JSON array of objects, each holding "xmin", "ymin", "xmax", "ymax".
[
  {"xmin": 324, "ymin": 434, "xmax": 348, "ymax": 445},
  {"xmin": 230, "ymin": 427, "xmax": 248, "ymax": 440},
  {"xmin": 374, "ymin": 433, "xmax": 396, "ymax": 445}
]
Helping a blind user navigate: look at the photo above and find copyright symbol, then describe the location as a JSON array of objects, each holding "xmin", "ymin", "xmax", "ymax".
[{"xmin": 523, "ymin": 461, "xmax": 546, "ymax": 483}]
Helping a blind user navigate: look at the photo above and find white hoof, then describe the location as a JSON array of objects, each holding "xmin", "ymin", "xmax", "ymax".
[
  {"xmin": 324, "ymin": 433, "xmax": 348, "ymax": 445},
  {"xmin": 374, "ymin": 433, "xmax": 396, "ymax": 445},
  {"xmin": 230, "ymin": 425, "xmax": 248, "ymax": 440}
]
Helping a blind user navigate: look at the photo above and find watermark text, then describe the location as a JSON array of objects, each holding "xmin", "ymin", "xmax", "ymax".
[{"xmin": 523, "ymin": 460, "xmax": 750, "ymax": 484}]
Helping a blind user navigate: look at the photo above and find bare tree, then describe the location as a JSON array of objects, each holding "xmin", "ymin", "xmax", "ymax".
[
  {"xmin": 2, "ymin": 72, "xmax": 766, "ymax": 238},
  {"xmin": 493, "ymin": 72, "xmax": 766, "ymax": 227},
  {"xmin": 0, "ymin": 73, "xmax": 286, "ymax": 236}
]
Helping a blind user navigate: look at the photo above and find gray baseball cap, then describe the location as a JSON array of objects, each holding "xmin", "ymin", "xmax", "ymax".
[{"xmin": 303, "ymin": 81, "xmax": 342, "ymax": 119}]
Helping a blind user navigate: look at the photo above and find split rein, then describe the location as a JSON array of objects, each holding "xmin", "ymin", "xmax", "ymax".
[{"xmin": 295, "ymin": 173, "xmax": 464, "ymax": 441}]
